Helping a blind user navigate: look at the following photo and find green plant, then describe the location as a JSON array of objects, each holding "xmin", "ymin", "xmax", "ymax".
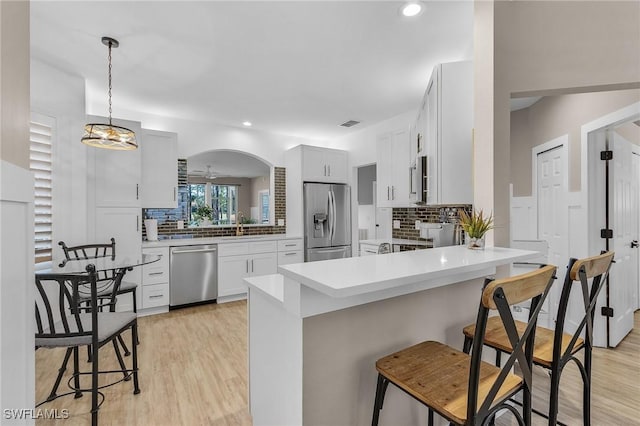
[
  {"xmin": 459, "ymin": 209, "xmax": 494, "ymax": 238},
  {"xmin": 193, "ymin": 203, "xmax": 213, "ymax": 222}
]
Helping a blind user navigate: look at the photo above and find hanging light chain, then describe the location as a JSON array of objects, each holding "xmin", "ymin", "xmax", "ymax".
[{"xmin": 107, "ymin": 40, "xmax": 113, "ymax": 126}]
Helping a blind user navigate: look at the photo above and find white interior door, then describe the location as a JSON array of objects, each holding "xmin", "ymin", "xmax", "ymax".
[
  {"xmin": 608, "ymin": 132, "xmax": 637, "ymax": 347},
  {"xmin": 635, "ymin": 150, "xmax": 640, "ymax": 310},
  {"xmin": 537, "ymin": 144, "xmax": 568, "ymax": 324}
]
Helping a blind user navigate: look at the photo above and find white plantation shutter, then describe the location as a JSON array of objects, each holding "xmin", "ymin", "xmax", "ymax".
[{"xmin": 30, "ymin": 117, "xmax": 54, "ymax": 264}]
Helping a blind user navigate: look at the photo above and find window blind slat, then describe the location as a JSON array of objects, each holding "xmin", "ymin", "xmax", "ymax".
[{"xmin": 30, "ymin": 117, "xmax": 53, "ymax": 264}]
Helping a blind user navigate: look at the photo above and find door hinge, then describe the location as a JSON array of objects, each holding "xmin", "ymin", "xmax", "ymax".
[
  {"xmin": 600, "ymin": 229, "xmax": 613, "ymax": 239},
  {"xmin": 600, "ymin": 150, "xmax": 613, "ymax": 160},
  {"xmin": 601, "ymin": 306, "xmax": 614, "ymax": 317}
]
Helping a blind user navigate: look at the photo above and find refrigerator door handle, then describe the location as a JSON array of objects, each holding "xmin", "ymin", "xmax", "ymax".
[{"xmin": 330, "ymin": 189, "xmax": 337, "ymax": 240}]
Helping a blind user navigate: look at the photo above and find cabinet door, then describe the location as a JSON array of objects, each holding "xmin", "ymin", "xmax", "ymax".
[
  {"xmin": 325, "ymin": 149, "xmax": 348, "ymax": 183},
  {"xmin": 141, "ymin": 129, "xmax": 178, "ymax": 208},
  {"xmin": 302, "ymin": 146, "xmax": 329, "ymax": 182},
  {"xmin": 424, "ymin": 75, "xmax": 439, "ymax": 205},
  {"xmin": 218, "ymin": 255, "xmax": 251, "ymax": 297},
  {"xmin": 89, "ymin": 116, "xmax": 142, "ymax": 208},
  {"xmin": 376, "ymin": 133, "xmax": 392, "ymax": 208},
  {"xmin": 94, "ymin": 208, "xmax": 142, "ymax": 311},
  {"xmin": 250, "ymin": 252, "xmax": 278, "ymax": 276},
  {"xmin": 390, "ymin": 129, "xmax": 410, "ymax": 207}
]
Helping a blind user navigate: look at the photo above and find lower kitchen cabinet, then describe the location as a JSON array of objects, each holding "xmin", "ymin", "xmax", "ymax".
[
  {"xmin": 141, "ymin": 246, "xmax": 170, "ymax": 311},
  {"xmin": 218, "ymin": 252, "xmax": 278, "ymax": 299}
]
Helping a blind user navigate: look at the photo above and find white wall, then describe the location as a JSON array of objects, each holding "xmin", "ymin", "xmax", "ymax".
[
  {"xmin": 475, "ymin": 0, "xmax": 640, "ymax": 246},
  {"xmin": 87, "ymin": 104, "xmax": 330, "ymax": 168},
  {"xmin": 31, "ymin": 59, "xmax": 88, "ymax": 247},
  {"xmin": 0, "ymin": 1, "xmax": 34, "ymax": 423}
]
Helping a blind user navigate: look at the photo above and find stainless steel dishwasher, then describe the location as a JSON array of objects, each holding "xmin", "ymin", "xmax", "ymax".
[{"xmin": 170, "ymin": 244, "xmax": 218, "ymax": 308}]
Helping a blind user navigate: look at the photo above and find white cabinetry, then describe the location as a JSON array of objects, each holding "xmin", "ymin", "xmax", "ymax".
[
  {"xmin": 88, "ymin": 116, "xmax": 142, "ymax": 208},
  {"xmin": 300, "ymin": 145, "xmax": 348, "ymax": 183},
  {"xmin": 376, "ymin": 128, "xmax": 411, "ymax": 207},
  {"xmin": 141, "ymin": 129, "xmax": 178, "ymax": 208},
  {"xmin": 420, "ymin": 61, "xmax": 473, "ymax": 205},
  {"xmin": 277, "ymin": 238, "xmax": 304, "ymax": 265},
  {"xmin": 94, "ymin": 207, "xmax": 142, "ymax": 311},
  {"xmin": 141, "ymin": 247, "xmax": 170, "ymax": 310},
  {"xmin": 218, "ymin": 237, "xmax": 304, "ymax": 301},
  {"xmin": 218, "ymin": 241, "xmax": 278, "ymax": 300}
]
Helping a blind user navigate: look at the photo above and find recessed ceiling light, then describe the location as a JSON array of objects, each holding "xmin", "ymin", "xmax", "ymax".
[
  {"xmin": 400, "ymin": 2, "xmax": 423, "ymax": 17},
  {"xmin": 242, "ymin": 121, "xmax": 252, "ymax": 127}
]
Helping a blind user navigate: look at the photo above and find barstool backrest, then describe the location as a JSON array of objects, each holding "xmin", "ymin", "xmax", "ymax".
[{"xmin": 467, "ymin": 264, "xmax": 557, "ymax": 421}]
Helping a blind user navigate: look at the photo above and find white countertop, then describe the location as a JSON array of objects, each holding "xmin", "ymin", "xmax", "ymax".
[
  {"xmin": 142, "ymin": 234, "xmax": 303, "ymax": 248},
  {"xmin": 277, "ymin": 246, "xmax": 538, "ymax": 298},
  {"xmin": 359, "ymin": 238, "xmax": 429, "ymax": 246}
]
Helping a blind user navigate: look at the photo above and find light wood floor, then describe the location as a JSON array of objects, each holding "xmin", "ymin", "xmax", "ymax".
[{"xmin": 36, "ymin": 303, "xmax": 640, "ymax": 425}]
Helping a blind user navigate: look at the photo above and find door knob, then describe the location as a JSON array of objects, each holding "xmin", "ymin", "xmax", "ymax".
[{"xmin": 631, "ymin": 240, "xmax": 639, "ymax": 248}]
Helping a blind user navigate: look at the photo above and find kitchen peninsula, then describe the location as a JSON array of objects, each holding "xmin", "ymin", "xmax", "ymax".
[{"xmin": 246, "ymin": 245, "xmax": 538, "ymax": 426}]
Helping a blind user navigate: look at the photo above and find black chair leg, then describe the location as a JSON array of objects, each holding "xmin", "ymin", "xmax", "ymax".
[
  {"xmin": 47, "ymin": 347, "xmax": 73, "ymax": 402},
  {"xmin": 112, "ymin": 339, "xmax": 130, "ymax": 381},
  {"xmin": 428, "ymin": 408, "xmax": 434, "ymax": 426},
  {"xmin": 372, "ymin": 374, "xmax": 389, "ymax": 426},
  {"xmin": 495, "ymin": 350, "xmax": 502, "ymax": 368},
  {"xmin": 462, "ymin": 336, "xmax": 472, "ymax": 354},
  {"xmin": 583, "ymin": 350, "xmax": 593, "ymax": 426},
  {"xmin": 91, "ymin": 340, "xmax": 99, "ymax": 426},
  {"xmin": 132, "ymin": 323, "xmax": 141, "ymax": 395},
  {"xmin": 73, "ymin": 347, "xmax": 82, "ymax": 398},
  {"xmin": 117, "ymin": 334, "xmax": 131, "ymax": 356}
]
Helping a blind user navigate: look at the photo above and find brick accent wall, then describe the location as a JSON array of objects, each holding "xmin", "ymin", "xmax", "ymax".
[
  {"xmin": 142, "ymin": 161, "xmax": 286, "ymax": 239},
  {"xmin": 392, "ymin": 205, "xmax": 472, "ymax": 240}
]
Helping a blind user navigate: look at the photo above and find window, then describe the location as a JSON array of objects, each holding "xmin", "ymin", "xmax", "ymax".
[
  {"xmin": 29, "ymin": 115, "xmax": 54, "ymax": 264},
  {"xmin": 211, "ymin": 184, "xmax": 238, "ymax": 225},
  {"xmin": 260, "ymin": 190, "xmax": 270, "ymax": 224},
  {"xmin": 188, "ymin": 182, "xmax": 239, "ymax": 225}
]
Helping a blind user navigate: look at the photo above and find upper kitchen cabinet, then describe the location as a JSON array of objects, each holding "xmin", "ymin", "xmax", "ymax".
[
  {"xmin": 88, "ymin": 115, "xmax": 142, "ymax": 208},
  {"xmin": 421, "ymin": 61, "xmax": 473, "ymax": 205},
  {"xmin": 140, "ymin": 129, "xmax": 178, "ymax": 208},
  {"xmin": 300, "ymin": 145, "xmax": 348, "ymax": 183},
  {"xmin": 376, "ymin": 128, "xmax": 411, "ymax": 207}
]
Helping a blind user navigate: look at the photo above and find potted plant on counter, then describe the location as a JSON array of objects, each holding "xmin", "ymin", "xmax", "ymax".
[
  {"xmin": 459, "ymin": 209, "xmax": 493, "ymax": 250},
  {"xmin": 194, "ymin": 203, "xmax": 213, "ymax": 226}
]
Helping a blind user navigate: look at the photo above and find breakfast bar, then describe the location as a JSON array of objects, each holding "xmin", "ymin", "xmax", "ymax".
[{"xmin": 245, "ymin": 246, "xmax": 537, "ymax": 426}]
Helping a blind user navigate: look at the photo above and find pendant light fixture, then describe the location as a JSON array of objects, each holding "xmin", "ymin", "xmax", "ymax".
[{"xmin": 81, "ymin": 36, "xmax": 137, "ymax": 150}]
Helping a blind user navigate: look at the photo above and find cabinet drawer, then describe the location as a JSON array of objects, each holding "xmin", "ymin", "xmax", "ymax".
[
  {"xmin": 360, "ymin": 243, "xmax": 380, "ymax": 256},
  {"xmin": 249, "ymin": 240, "xmax": 277, "ymax": 254},
  {"xmin": 142, "ymin": 283, "xmax": 170, "ymax": 308},
  {"xmin": 218, "ymin": 242, "xmax": 249, "ymax": 257},
  {"xmin": 278, "ymin": 250, "xmax": 303, "ymax": 265},
  {"xmin": 278, "ymin": 239, "xmax": 303, "ymax": 251},
  {"xmin": 142, "ymin": 247, "xmax": 169, "ymax": 284}
]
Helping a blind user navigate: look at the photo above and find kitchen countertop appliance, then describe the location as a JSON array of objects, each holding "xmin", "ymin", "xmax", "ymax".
[
  {"xmin": 304, "ymin": 182, "xmax": 352, "ymax": 262},
  {"xmin": 170, "ymin": 244, "xmax": 217, "ymax": 308}
]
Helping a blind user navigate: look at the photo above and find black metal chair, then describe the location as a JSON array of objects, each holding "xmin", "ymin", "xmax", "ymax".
[
  {"xmin": 35, "ymin": 265, "xmax": 140, "ymax": 426},
  {"xmin": 58, "ymin": 238, "xmax": 139, "ymax": 353},
  {"xmin": 462, "ymin": 251, "xmax": 614, "ymax": 425},
  {"xmin": 372, "ymin": 265, "xmax": 556, "ymax": 426}
]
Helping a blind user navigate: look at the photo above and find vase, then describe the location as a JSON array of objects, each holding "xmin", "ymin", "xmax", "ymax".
[{"xmin": 467, "ymin": 237, "xmax": 485, "ymax": 250}]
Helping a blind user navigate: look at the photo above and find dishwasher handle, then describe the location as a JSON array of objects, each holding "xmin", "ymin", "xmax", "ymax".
[{"xmin": 171, "ymin": 247, "xmax": 218, "ymax": 255}]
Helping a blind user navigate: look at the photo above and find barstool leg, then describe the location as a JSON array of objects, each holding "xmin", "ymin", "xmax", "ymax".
[
  {"xmin": 372, "ymin": 374, "xmax": 389, "ymax": 426},
  {"xmin": 462, "ymin": 336, "xmax": 472, "ymax": 354},
  {"xmin": 73, "ymin": 347, "xmax": 82, "ymax": 399},
  {"xmin": 583, "ymin": 350, "xmax": 592, "ymax": 426},
  {"xmin": 549, "ymin": 363, "xmax": 562, "ymax": 425},
  {"xmin": 132, "ymin": 323, "xmax": 141, "ymax": 394}
]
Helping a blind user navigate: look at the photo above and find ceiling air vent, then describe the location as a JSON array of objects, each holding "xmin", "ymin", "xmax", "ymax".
[{"xmin": 340, "ymin": 120, "xmax": 360, "ymax": 128}]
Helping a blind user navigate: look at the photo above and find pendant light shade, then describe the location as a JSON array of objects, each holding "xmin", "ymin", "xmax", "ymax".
[{"xmin": 82, "ymin": 36, "xmax": 137, "ymax": 150}]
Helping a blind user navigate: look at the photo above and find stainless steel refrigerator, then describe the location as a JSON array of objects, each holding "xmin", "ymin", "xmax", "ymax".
[{"xmin": 304, "ymin": 182, "xmax": 352, "ymax": 262}]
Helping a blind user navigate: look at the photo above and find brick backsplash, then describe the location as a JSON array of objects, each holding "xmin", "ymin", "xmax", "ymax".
[
  {"xmin": 392, "ymin": 205, "xmax": 472, "ymax": 240},
  {"xmin": 142, "ymin": 162, "xmax": 286, "ymax": 239}
]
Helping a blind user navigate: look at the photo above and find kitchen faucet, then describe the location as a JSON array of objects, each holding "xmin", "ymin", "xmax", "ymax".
[{"xmin": 236, "ymin": 211, "xmax": 245, "ymax": 236}]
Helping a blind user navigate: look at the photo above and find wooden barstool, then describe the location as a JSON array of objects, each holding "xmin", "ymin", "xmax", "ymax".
[
  {"xmin": 461, "ymin": 252, "xmax": 614, "ymax": 425},
  {"xmin": 372, "ymin": 265, "xmax": 556, "ymax": 426}
]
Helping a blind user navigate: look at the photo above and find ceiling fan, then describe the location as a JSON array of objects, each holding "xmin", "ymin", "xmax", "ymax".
[{"xmin": 189, "ymin": 165, "xmax": 230, "ymax": 180}]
